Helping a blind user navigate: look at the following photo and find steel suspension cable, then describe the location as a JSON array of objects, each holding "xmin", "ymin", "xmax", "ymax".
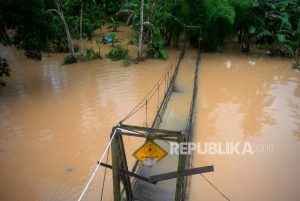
[
  {"xmin": 120, "ymin": 63, "xmax": 174, "ymax": 123},
  {"xmin": 200, "ymin": 174, "xmax": 231, "ymax": 201},
  {"xmin": 190, "ymin": 164, "xmax": 231, "ymax": 201}
]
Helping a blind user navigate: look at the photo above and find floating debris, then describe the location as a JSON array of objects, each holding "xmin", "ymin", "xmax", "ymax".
[
  {"xmin": 65, "ymin": 167, "xmax": 74, "ymax": 173},
  {"xmin": 225, "ymin": 60, "xmax": 232, "ymax": 69},
  {"xmin": 248, "ymin": 61, "xmax": 256, "ymax": 66}
]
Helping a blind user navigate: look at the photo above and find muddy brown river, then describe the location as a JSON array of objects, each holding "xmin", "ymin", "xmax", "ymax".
[
  {"xmin": 190, "ymin": 53, "xmax": 300, "ymax": 201},
  {"xmin": 1, "ymin": 46, "xmax": 300, "ymax": 201}
]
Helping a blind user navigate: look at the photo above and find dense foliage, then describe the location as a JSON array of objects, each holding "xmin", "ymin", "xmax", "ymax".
[
  {"xmin": 255, "ymin": 0, "xmax": 300, "ymax": 67},
  {"xmin": 0, "ymin": 57, "xmax": 10, "ymax": 87},
  {"xmin": 0, "ymin": 0, "xmax": 106, "ymax": 57},
  {"xmin": 118, "ymin": 0, "xmax": 298, "ymax": 66},
  {"xmin": 147, "ymin": 29, "xmax": 168, "ymax": 59},
  {"xmin": 106, "ymin": 44, "xmax": 129, "ymax": 61},
  {"xmin": 64, "ymin": 54, "xmax": 77, "ymax": 64},
  {"xmin": 0, "ymin": 0, "xmax": 299, "ymax": 74},
  {"xmin": 0, "ymin": 0, "xmax": 55, "ymax": 60}
]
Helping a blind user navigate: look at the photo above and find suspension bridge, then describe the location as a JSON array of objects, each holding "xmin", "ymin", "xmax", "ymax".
[{"xmin": 76, "ymin": 26, "xmax": 226, "ymax": 201}]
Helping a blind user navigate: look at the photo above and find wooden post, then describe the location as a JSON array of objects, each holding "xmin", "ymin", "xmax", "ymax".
[{"xmin": 111, "ymin": 128, "xmax": 121, "ymax": 201}]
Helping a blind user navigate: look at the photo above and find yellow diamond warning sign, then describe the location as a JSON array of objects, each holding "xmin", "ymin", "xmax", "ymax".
[{"xmin": 133, "ymin": 140, "xmax": 168, "ymax": 163}]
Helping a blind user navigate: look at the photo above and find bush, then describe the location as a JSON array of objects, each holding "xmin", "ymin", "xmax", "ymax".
[
  {"xmin": 24, "ymin": 49, "xmax": 42, "ymax": 60},
  {"xmin": 64, "ymin": 54, "xmax": 77, "ymax": 64},
  {"xmin": 123, "ymin": 56, "xmax": 132, "ymax": 66},
  {"xmin": 147, "ymin": 30, "xmax": 168, "ymax": 59},
  {"xmin": 106, "ymin": 45, "xmax": 129, "ymax": 60},
  {"xmin": 85, "ymin": 48, "xmax": 96, "ymax": 59}
]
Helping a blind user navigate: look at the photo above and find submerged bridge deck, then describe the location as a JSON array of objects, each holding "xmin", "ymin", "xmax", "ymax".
[
  {"xmin": 77, "ymin": 42, "xmax": 206, "ymax": 201},
  {"xmin": 133, "ymin": 50, "xmax": 198, "ymax": 201}
]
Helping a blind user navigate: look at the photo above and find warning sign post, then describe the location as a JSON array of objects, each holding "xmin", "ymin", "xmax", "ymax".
[{"xmin": 133, "ymin": 140, "xmax": 168, "ymax": 164}]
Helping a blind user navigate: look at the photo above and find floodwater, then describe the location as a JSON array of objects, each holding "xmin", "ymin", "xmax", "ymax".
[
  {"xmin": 190, "ymin": 53, "xmax": 300, "ymax": 201},
  {"xmin": 1, "ymin": 43, "xmax": 300, "ymax": 201},
  {"xmin": 0, "ymin": 44, "xmax": 178, "ymax": 201}
]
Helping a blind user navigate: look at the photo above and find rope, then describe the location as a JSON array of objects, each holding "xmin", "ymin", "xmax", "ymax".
[{"xmin": 77, "ymin": 128, "xmax": 118, "ymax": 201}]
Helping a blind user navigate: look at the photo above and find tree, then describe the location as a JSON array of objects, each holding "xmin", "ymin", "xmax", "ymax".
[
  {"xmin": 166, "ymin": 0, "xmax": 188, "ymax": 48},
  {"xmin": 137, "ymin": 0, "xmax": 144, "ymax": 62},
  {"xmin": 0, "ymin": 0, "xmax": 59, "ymax": 86},
  {"xmin": 256, "ymin": 0, "xmax": 300, "ymax": 67},
  {"xmin": 0, "ymin": 0, "xmax": 55, "ymax": 60},
  {"xmin": 184, "ymin": 0, "xmax": 236, "ymax": 51},
  {"xmin": 80, "ymin": 3, "xmax": 84, "ymax": 55},
  {"xmin": 279, "ymin": 20, "xmax": 300, "ymax": 68},
  {"xmin": 231, "ymin": 0, "xmax": 263, "ymax": 52},
  {"xmin": 56, "ymin": 0, "xmax": 103, "ymax": 55},
  {"xmin": 119, "ymin": 0, "xmax": 173, "ymax": 60},
  {"xmin": 47, "ymin": 0, "xmax": 75, "ymax": 56}
]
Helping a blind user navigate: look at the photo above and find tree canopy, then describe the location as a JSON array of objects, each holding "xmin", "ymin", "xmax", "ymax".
[{"xmin": 0, "ymin": 0, "xmax": 299, "ymax": 76}]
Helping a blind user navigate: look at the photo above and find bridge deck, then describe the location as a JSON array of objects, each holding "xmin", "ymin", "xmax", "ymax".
[{"xmin": 133, "ymin": 50, "xmax": 197, "ymax": 201}]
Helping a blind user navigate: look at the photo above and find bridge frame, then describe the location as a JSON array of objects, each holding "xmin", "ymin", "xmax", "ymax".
[{"xmin": 109, "ymin": 124, "xmax": 187, "ymax": 201}]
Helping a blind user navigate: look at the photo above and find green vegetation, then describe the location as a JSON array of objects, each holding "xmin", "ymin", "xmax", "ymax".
[
  {"xmin": 0, "ymin": 57, "xmax": 10, "ymax": 87},
  {"xmin": 147, "ymin": 29, "xmax": 168, "ymax": 59},
  {"xmin": 0, "ymin": 0, "xmax": 300, "ymax": 86},
  {"xmin": 0, "ymin": 0, "xmax": 54, "ymax": 60},
  {"xmin": 64, "ymin": 54, "xmax": 77, "ymax": 64},
  {"xmin": 106, "ymin": 44, "xmax": 129, "ymax": 61},
  {"xmin": 85, "ymin": 48, "xmax": 96, "ymax": 60},
  {"xmin": 107, "ymin": 17, "xmax": 120, "ymax": 32},
  {"xmin": 184, "ymin": 0, "xmax": 299, "ymax": 67}
]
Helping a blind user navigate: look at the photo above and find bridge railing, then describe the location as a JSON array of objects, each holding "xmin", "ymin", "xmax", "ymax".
[
  {"xmin": 129, "ymin": 49, "xmax": 185, "ymax": 193},
  {"xmin": 182, "ymin": 45, "xmax": 201, "ymax": 201},
  {"xmin": 151, "ymin": 49, "xmax": 185, "ymax": 129}
]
